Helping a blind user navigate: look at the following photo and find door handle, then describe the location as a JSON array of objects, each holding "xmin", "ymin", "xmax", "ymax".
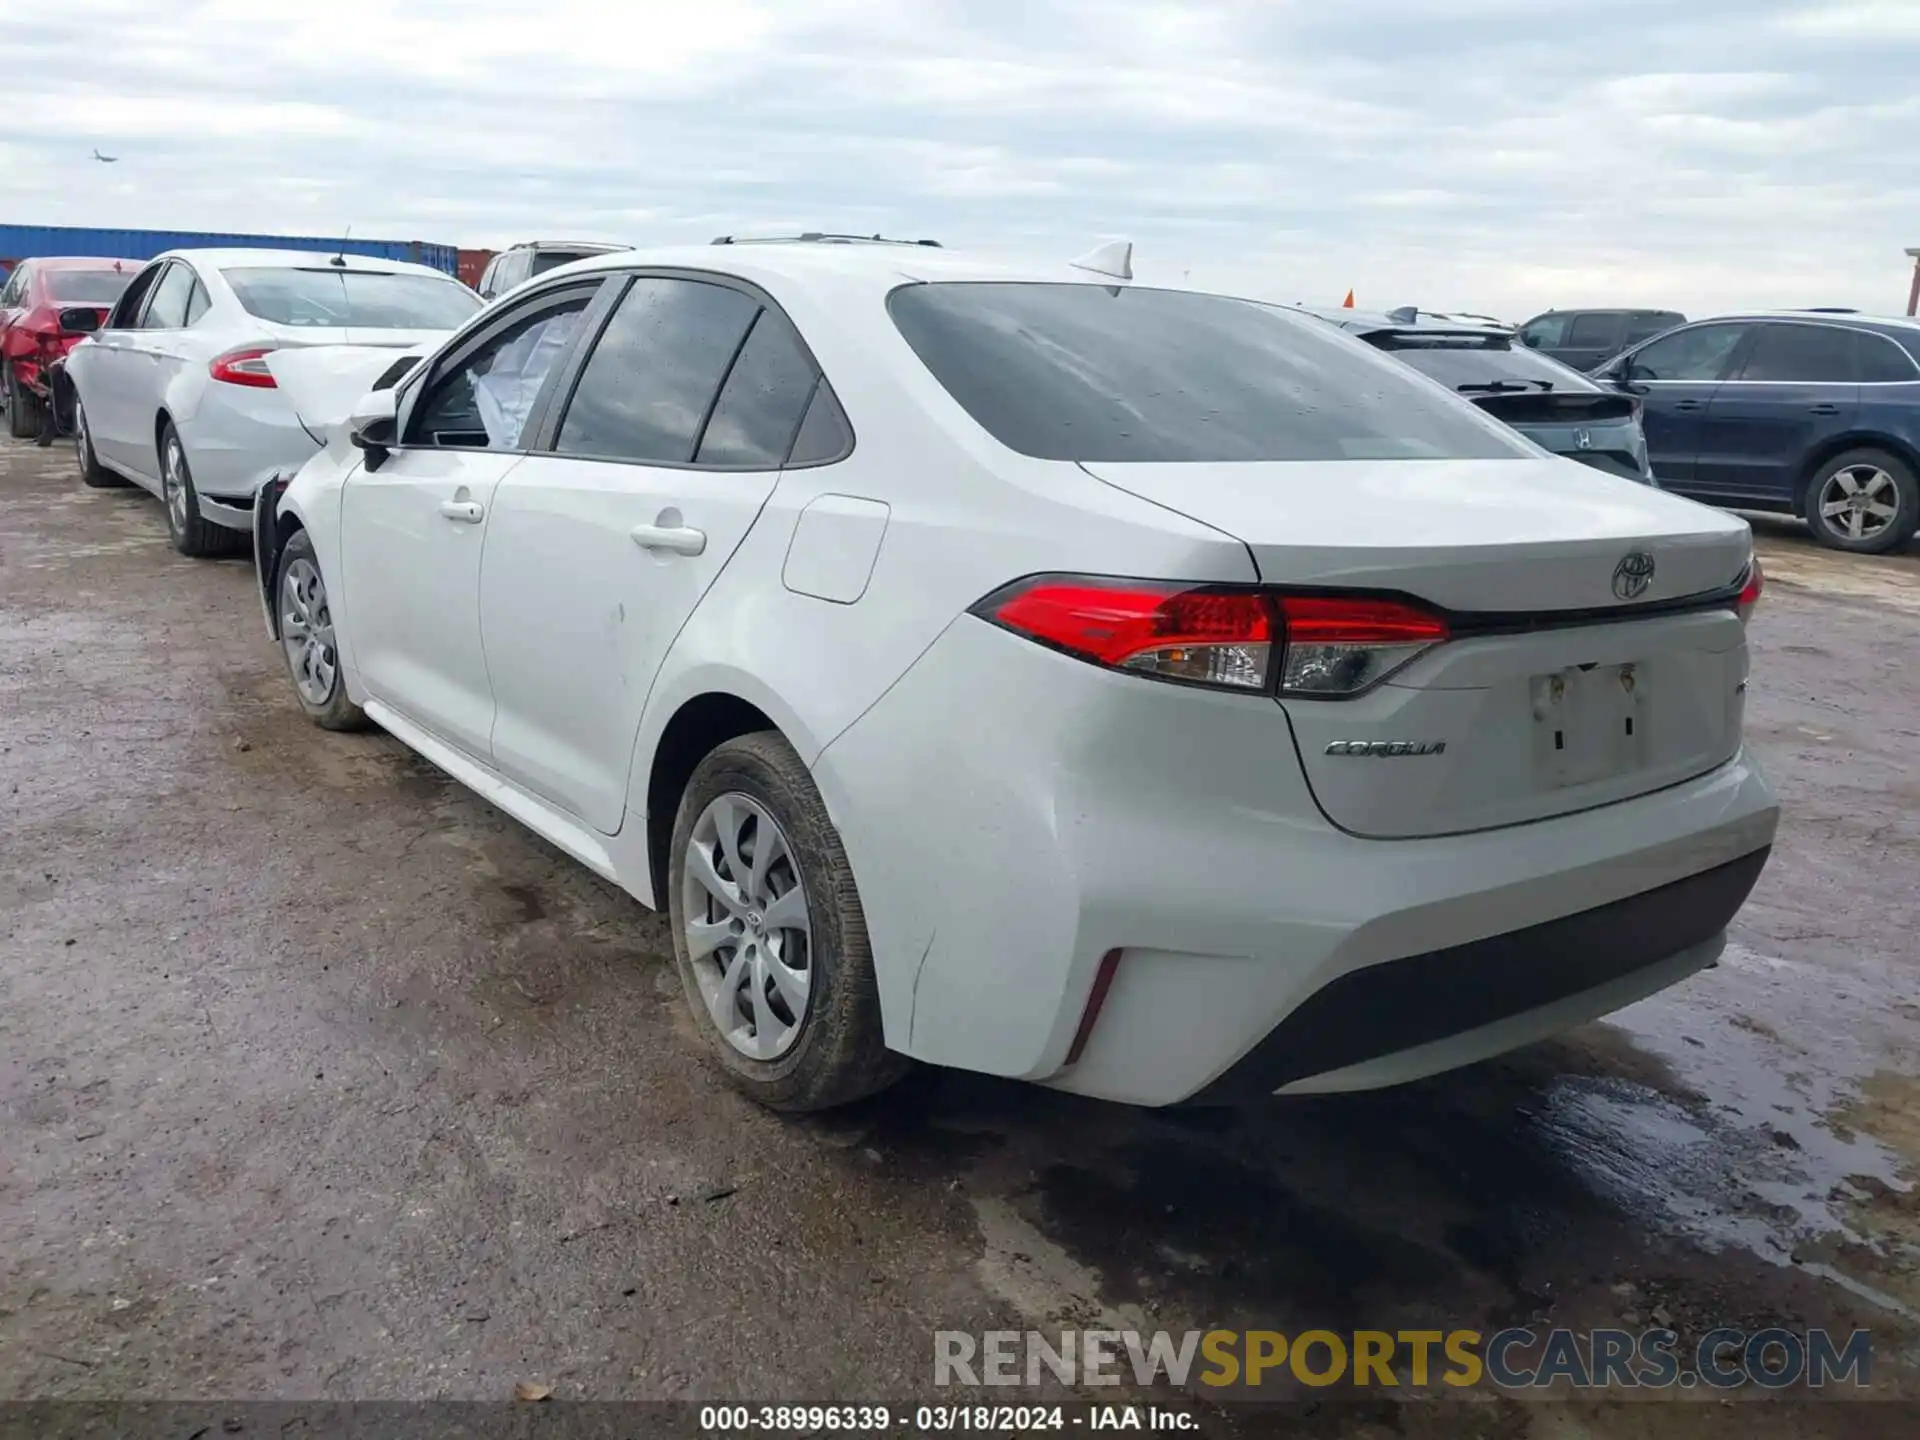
[
  {"xmin": 1672, "ymin": 399, "xmax": 1703, "ymax": 411},
  {"xmin": 438, "ymin": 499, "xmax": 484, "ymax": 523},
  {"xmin": 1808, "ymin": 403, "xmax": 1840, "ymax": 416},
  {"xmin": 631, "ymin": 523, "xmax": 707, "ymax": 557}
]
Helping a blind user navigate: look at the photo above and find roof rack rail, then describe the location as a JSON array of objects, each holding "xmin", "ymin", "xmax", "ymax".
[
  {"xmin": 1795, "ymin": 306, "xmax": 1859, "ymax": 313},
  {"xmin": 710, "ymin": 232, "xmax": 942, "ymax": 248}
]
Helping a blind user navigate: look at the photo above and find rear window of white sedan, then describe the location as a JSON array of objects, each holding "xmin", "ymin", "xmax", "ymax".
[
  {"xmin": 222, "ymin": 267, "xmax": 483, "ymax": 330},
  {"xmin": 888, "ymin": 282, "xmax": 1527, "ymax": 463}
]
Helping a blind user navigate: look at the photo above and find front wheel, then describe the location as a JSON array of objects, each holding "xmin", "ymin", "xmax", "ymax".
[
  {"xmin": 668, "ymin": 732, "xmax": 905, "ymax": 1111},
  {"xmin": 274, "ymin": 528, "xmax": 368, "ymax": 731},
  {"xmin": 1804, "ymin": 448, "xmax": 1919, "ymax": 554}
]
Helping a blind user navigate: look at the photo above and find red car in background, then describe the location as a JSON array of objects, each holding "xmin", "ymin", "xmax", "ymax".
[{"xmin": 0, "ymin": 256, "xmax": 138, "ymax": 438}]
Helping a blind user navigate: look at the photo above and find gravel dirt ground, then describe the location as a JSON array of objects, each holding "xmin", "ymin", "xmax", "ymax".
[{"xmin": 3, "ymin": 433, "xmax": 1919, "ymax": 1436}]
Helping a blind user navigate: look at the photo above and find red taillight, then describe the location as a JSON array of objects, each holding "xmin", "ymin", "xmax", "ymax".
[
  {"xmin": 209, "ymin": 347, "xmax": 278, "ymax": 388},
  {"xmin": 1735, "ymin": 557, "xmax": 1763, "ymax": 624},
  {"xmin": 973, "ymin": 575, "xmax": 1449, "ymax": 696}
]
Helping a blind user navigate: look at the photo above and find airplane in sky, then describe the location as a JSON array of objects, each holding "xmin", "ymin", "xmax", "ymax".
[{"xmin": 92, "ymin": 149, "xmax": 118, "ymax": 163}]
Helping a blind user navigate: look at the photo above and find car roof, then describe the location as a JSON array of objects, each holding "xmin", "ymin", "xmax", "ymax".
[
  {"xmin": 1528, "ymin": 307, "xmax": 1684, "ymax": 318},
  {"xmin": 23, "ymin": 256, "xmax": 141, "ymax": 271},
  {"xmin": 527, "ymin": 240, "xmax": 1172, "ymax": 298},
  {"xmin": 509, "ymin": 240, "xmax": 631, "ymax": 253},
  {"xmin": 1293, "ymin": 303, "xmax": 1511, "ymax": 338},
  {"xmin": 155, "ymin": 248, "xmax": 455, "ymax": 276},
  {"xmin": 1707, "ymin": 310, "xmax": 1920, "ymax": 337}
]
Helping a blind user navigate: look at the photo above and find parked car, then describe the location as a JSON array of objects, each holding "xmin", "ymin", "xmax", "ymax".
[
  {"xmin": 1593, "ymin": 312, "xmax": 1920, "ymax": 552},
  {"xmin": 0, "ymin": 256, "xmax": 137, "ymax": 438},
  {"xmin": 1302, "ymin": 306, "xmax": 1653, "ymax": 482},
  {"xmin": 252, "ymin": 238, "xmax": 1776, "ymax": 1113},
  {"xmin": 1518, "ymin": 309, "xmax": 1687, "ymax": 372},
  {"xmin": 476, "ymin": 241, "xmax": 631, "ymax": 301},
  {"xmin": 65, "ymin": 248, "xmax": 481, "ymax": 556}
]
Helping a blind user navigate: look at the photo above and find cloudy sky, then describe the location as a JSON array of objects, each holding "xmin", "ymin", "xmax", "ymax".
[{"xmin": 5, "ymin": 0, "xmax": 1916, "ymax": 319}]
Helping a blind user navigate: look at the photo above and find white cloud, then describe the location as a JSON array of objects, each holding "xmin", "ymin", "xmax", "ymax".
[{"xmin": 1, "ymin": 0, "xmax": 1913, "ymax": 319}]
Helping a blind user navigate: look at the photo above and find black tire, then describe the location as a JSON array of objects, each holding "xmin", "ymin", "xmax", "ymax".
[
  {"xmin": 1803, "ymin": 447, "xmax": 1920, "ymax": 555},
  {"xmin": 74, "ymin": 399, "xmax": 125, "ymax": 487},
  {"xmin": 158, "ymin": 420, "xmax": 246, "ymax": 558},
  {"xmin": 668, "ymin": 732, "xmax": 906, "ymax": 1112},
  {"xmin": 4, "ymin": 367, "xmax": 43, "ymax": 439},
  {"xmin": 273, "ymin": 528, "xmax": 369, "ymax": 732}
]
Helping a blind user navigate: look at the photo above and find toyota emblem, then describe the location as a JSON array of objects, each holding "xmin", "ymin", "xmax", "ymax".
[{"xmin": 1612, "ymin": 550, "xmax": 1656, "ymax": 601}]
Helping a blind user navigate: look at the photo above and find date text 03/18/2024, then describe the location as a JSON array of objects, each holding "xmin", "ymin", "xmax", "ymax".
[{"xmin": 697, "ymin": 1406, "xmax": 1193, "ymax": 1432}]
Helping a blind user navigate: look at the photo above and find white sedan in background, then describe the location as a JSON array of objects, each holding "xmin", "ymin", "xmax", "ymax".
[
  {"xmin": 65, "ymin": 248, "xmax": 480, "ymax": 556},
  {"xmin": 253, "ymin": 237, "xmax": 1778, "ymax": 1113}
]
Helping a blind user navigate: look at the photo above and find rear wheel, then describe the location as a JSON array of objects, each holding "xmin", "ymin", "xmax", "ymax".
[
  {"xmin": 74, "ymin": 399, "xmax": 124, "ymax": 487},
  {"xmin": 4, "ymin": 367, "xmax": 43, "ymax": 439},
  {"xmin": 668, "ymin": 732, "xmax": 905, "ymax": 1112},
  {"xmin": 1804, "ymin": 448, "xmax": 1919, "ymax": 554},
  {"xmin": 159, "ymin": 421, "xmax": 245, "ymax": 558},
  {"xmin": 274, "ymin": 528, "xmax": 368, "ymax": 731}
]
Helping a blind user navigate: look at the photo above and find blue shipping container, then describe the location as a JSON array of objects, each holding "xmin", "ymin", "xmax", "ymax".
[{"xmin": 0, "ymin": 224, "xmax": 458, "ymax": 278}]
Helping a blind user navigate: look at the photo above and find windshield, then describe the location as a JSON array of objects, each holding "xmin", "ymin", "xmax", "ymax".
[
  {"xmin": 1371, "ymin": 339, "xmax": 1601, "ymax": 393},
  {"xmin": 888, "ymin": 282, "xmax": 1524, "ymax": 463},
  {"xmin": 222, "ymin": 267, "xmax": 481, "ymax": 330},
  {"xmin": 46, "ymin": 268, "xmax": 135, "ymax": 304}
]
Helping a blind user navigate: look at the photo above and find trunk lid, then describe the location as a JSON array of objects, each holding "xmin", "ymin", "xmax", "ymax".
[
  {"xmin": 263, "ymin": 345, "xmax": 428, "ymax": 447},
  {"xmin": 1082, "ymin": 457, "xmax": 1754, "ymax": 838}
]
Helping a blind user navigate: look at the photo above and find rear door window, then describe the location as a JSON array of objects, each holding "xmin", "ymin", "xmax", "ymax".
[
  {"xmin": 1623, "ymin": 323, "xmax": 1750, "ymax": 382},
  {"xmin": 1623, "ymin": 313, "xmax": 1682, "ymax": 346},
  {"xmin": 553, "ymin": 277, "xmax": 760, "ymax": 464},
  {"xmin": 888, "ymin": 282, "xmax": 1521, "ymax": 462},
  {"xmin": 1735, "ymin": 324, "xmax": 1858, "ymax": 383},
  {"xmin": 1565, "ymin": 312, "xmax": 1623, "ymax": 351},
  {"xmin": 694, "ymin": 307, "xmax": 822, "ymax": 467}
]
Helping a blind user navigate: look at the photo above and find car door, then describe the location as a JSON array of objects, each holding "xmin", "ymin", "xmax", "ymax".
[
  {"xmin": 117, "ymin": 260, "xmax": 204, "ymax": 480},
  {"xmin": 1692, "ymin": 322, "xmax": 1863, "ymax": 503},
  {"xmin": 1607, "ymin": 321, "xmax": 1752, "ymax": 489},
  {"xmin": 480, "ymin": 274, "xmax": 829, "ymax": 833},
  {"xmin": 338, "ymin": 280, "xmax": 603, "ymax": 760},
  {"xmin": 80, "ymin": 259, "xmax": 169, "ymax": 471},
  {"xmin": 1551, "ymin": 312, "xmax": 1625, "ymax": 372}
]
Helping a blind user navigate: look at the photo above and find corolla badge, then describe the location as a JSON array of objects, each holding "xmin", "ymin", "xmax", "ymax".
[
  {"xmin": 1324, "ymin": 739, "xmax": 1446, "ymax": 757},
  {"xmin": 1612, "ymin": 550, "xmax": 1656, "ymax": 601}
]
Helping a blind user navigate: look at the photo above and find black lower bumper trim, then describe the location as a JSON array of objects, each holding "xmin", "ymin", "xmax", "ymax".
[{"xmin": 1194, "ymin": 845, "xmax": 1770, "ymax": 1102}]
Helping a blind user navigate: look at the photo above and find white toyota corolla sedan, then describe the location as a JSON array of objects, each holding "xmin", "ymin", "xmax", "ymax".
[
  {"xmin": 250, "ymin": 237, "xmax": 1778, "ymax": 1113},
  {"xmin": 65, "ymin": 247, "xmax": 480, "ymax": 556}
]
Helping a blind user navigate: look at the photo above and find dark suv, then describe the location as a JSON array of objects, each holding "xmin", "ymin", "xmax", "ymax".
[
  {"xmin": 1594, "ymin": 312, "xmax": 1920, "ymax": 553},
  {"xmin": 1518, "ymin": 308, "xmax": 1686, "ymax": 372}
]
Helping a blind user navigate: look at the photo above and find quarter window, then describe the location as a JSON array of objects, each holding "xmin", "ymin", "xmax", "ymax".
[
  {"xmin": 1737, "ymin": 324, "xmax": 1857, "ymax": 383},
  {"xmin": 141, "ymin": 263, "xmax": 196, "ymax": 330},
  {"xmin": 554, "ymin": 277, "xmax": 760, "ymax": 465},
  {"xmin": 786, "ymin": 383, "xmax": 854, "ymax": 466},
  {"xmin": 1624, "ymin": 324, "xmax": 1749, "ymax": 382},
  {"xmin": 694, "ymin": 308, "xmax": 821, "ymax": 467},
  {"xmin": 1855, "ymin": 333, "xmax": 1920, "ymax": 384},
  {"xmin": 408, "ymin": 294, "xmax": 591, "ymax": 449}
]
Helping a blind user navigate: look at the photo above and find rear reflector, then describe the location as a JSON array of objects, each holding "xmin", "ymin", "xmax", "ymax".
[
  {"xmin": 1735, "ymin": 558, "xmax": 1763, "ymax": 624},
  {"xmin": 209, "ymin": 347, "xmax": 278, "ymax": 388},
  {"xmin": 973, "ymin": 575, "xmax": 1450, "ymax": 697}
]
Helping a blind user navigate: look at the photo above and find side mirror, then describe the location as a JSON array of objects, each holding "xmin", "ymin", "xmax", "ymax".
[
  {"xmin": 57, "ymin": 307, "xmax": 102, "ymax": 334},
  {"xmin": 348, "ymin": 389, "xmax": 399, "ymax": 468}
]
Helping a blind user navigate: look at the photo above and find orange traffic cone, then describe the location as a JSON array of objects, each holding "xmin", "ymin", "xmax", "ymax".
[{"xmin": 1341, "ymin": 289, "xmax": 1355, "ymax": 308}]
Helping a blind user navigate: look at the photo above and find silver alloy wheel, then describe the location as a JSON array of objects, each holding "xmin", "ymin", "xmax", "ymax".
[
  {"xmin": 1817, "ymin": 463, "xmax": 1899, "ymax": 542},
  {"xmin": 280, "ymin": 557, "xmax": 338, "ymax": 706},
  {"xmin": 162, "ymin": 435, "xmax": 190, "ymax": 532},
  {"xmin": 75, "ymin": 403, "xmax": 91, "ymax": 466},
  {"xmin": 682, "ymin": 793, "xmax": 813, "ymax": 1061}
]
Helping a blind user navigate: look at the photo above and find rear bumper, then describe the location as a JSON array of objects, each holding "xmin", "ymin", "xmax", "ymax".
[
  {"xmin": 817, "ymin": 617, "xmax": 1780, "ymax": 1107},
  {"xmin": 1193, "ymin": 845, "xmax": 1767, "ymax": 1101},
  {"xmin": 176, "ymin": 392, "xmax": 316, "ymax": 515}
]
